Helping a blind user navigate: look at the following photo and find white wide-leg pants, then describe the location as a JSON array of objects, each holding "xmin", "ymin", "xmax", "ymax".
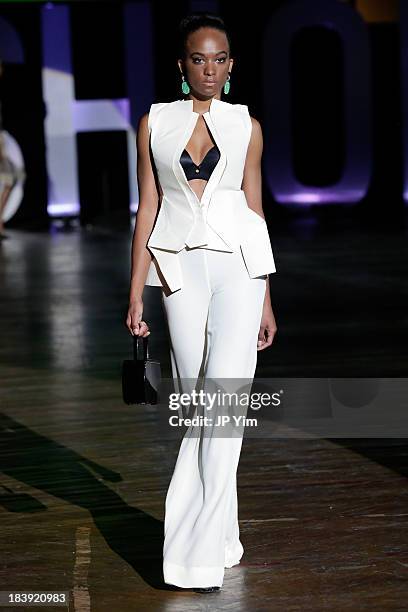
[{"xmin": 161, "ymin": 245, "xmax": 267, "ymax": 588}]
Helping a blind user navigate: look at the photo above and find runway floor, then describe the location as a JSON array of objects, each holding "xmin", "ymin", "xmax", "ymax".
[{"xmin": 0, "ymin": 218, "xmax": 407, "ymax": 611}]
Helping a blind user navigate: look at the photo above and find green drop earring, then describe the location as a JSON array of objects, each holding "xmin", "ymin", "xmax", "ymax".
[
  {"xmin": 223, "ymin": 74, "xmax": 231, "ymax": 95},
  {"xmin": 181, "ymin": 74, "xmax": 190, "ymax": 95}
]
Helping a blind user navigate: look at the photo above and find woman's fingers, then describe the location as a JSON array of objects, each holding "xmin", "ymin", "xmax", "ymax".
[
  {"xmin": 125, "ymin": 303, "xmax": 150, "ymax": 337},
  {"xmin": 257, "ymin": 326, "xmax": 276, "ymax": 351},
  {"xmin": 133, "ymin": 320, "xmax": 150, "ymax": 337},
  {"xmin": 257, "ymin": 326, "xmax": 267, "ymax": 350},
  {"xmin": 128, "ymin": 316, "xmax": 150, "ymax": 337}
]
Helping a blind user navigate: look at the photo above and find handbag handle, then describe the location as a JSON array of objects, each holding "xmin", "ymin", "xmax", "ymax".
[{"xmin": 133, "ymin": 334, "xmax": 149, "ymax": 361}]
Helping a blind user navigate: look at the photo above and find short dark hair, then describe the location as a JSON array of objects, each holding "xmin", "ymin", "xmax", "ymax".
[{"xmin": 178, "ymin": 12, "xmax": 232, "ymax": 61}]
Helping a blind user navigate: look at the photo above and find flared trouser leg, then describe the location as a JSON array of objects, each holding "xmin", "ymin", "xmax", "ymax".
[{"xmin": 161, "ymin": 246, "xmax": 266, "ymax": 588}]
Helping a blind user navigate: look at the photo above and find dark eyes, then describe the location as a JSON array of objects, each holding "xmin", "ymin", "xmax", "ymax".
[{"xmin": 192, "ymin": 57, "xmax": 226, "ymax": 64}]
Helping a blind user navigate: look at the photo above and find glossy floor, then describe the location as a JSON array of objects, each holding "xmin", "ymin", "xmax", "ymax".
[{"xmin": 0, "ymin": 221, "xmax": 407, "ymax": 610}]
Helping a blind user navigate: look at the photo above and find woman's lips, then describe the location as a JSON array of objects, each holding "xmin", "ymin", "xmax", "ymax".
[{"xmin": 203, "ymin": 81, "xmax": 216, "ymax": 85}]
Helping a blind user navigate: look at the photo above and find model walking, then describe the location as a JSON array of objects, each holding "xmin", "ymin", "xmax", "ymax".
[{"xmin": 126, "ymin": 13, "xmax": 277, "ymax": 593}]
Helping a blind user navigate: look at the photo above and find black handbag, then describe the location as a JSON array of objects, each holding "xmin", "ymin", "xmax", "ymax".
[{"xmin": 122, "ymin": 334, "xmax": 161, "ymax": 405}]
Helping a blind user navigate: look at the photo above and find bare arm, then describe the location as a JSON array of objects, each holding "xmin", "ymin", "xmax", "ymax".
[
  {"xmin": 241, "ymin": 116, "xmax": 270, "ymax": 299},
  {"xmin": 241, "ymin": 116, "xmax": 277, "ymax": 349},
  {"xmin": 129, "ymin": 112, "xmax": 160, "ymax": 303},
  {"xmin": 125, "ymin": 112, "xmax": 159, "ymax": 336},
  {"xmin": 241, "ymin": 116, "xmax": 266, "ymax": 219}
]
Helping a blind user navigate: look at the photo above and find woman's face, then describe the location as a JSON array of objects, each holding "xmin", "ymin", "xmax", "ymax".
[{"xmin": 178, "ymin": 27, "xmax": 233, "ymax": 99}]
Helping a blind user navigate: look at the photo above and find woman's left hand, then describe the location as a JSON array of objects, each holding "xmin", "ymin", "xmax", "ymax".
[{"xmin": 257, "ymin": 301, "xmax": 277, "ymax": 351}]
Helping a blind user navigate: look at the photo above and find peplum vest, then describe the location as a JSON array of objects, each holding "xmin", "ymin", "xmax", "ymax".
[{"xmin": 144, "ymin": 97, "xmax": 277, "ymax": 293}]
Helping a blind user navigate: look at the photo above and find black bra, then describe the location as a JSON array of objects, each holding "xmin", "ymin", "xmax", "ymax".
[{"xmin": 180, "ymin": 144, "xmax": 220, "ymax": 181}]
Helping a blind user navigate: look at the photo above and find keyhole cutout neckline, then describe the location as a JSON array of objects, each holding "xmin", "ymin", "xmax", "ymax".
[
  {"xmin": 177, "ymin": 97, "xmax": 224, "ymax": 205},
  {"xmin": 182, "ymin": 109, "xmax": 218, "ymax": 170},
  {"xmin": 180, "ymin": 118, "xmax": 220, "ymax": 189}
]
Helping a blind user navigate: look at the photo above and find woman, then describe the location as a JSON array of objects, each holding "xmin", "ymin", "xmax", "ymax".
[{"xmin": 126, "ymin": 13, "xmax": 277, "ymax": 593}]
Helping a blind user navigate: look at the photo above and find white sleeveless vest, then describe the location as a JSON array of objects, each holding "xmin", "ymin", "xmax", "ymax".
[{"xmin": 144, "ymin": 97, "xmax": 276, "ymax": 292}]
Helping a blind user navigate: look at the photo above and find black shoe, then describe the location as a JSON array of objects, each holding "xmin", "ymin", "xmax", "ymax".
[{"xmin": 193, "ymin": 586, "xmax": 220, "ymax": 593}]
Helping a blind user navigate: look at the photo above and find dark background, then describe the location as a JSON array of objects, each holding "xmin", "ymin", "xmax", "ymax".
[{"xmin": 0, "ymin": 0, "xmax": 403, "ymax": 229}]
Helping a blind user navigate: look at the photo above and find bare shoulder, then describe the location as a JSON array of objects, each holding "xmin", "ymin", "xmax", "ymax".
[
  {"xmin": 137, "ymin": 113, "xmax": 151, "ymax": 142},
  {"xmin": 249, "ymin": 115, "xmax": 262, "ymax": 133},
  {"xmin": 136, "ymin": 113, "xmax": 150, "ymax": 152},
  {"xmin": 139, "ymin": 112, "xmax": 149, "ymax": 127},
  {"xmin": 249, "ymin": 115, "xmax": 263, "ymax": 147}
]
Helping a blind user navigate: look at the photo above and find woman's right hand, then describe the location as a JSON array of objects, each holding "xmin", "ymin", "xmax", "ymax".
[{"xmin": 125, "ymin": 298, "xmax": 151, "ymax": 337}]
